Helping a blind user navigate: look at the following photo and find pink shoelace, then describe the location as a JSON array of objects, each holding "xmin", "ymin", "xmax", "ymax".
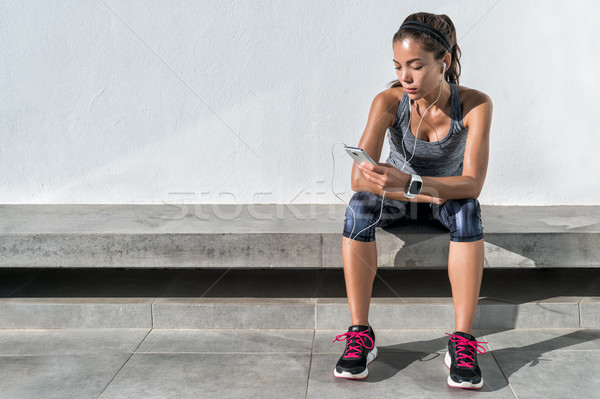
[
  {"xmin": 445, "ymin": 333, "xmax": 488, "ymax": 368},
  {"xmin": 332, "ymin": 329, "xmax": 374, "ymax": 358}
]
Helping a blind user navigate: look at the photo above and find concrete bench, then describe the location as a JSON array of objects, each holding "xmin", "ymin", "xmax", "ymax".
[{"xmin": 1, "ymin": 204, "xmax": 598, "ymax": 269}]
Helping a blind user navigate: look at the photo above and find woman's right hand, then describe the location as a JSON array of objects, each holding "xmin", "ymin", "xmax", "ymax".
[{"xmin": 431, "ymin": 197, "xmax": 448, "ymax": 205}]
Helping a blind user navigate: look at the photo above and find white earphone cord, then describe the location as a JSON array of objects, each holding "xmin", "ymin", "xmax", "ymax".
[
  {"xmin": 402, "ymin": 62, "xmax": 446, "ymax": 172},
  {"xmin": 330, "ymin": 142, "xmax": 386, "ymax": 247},
  {"xmin": 332, "ymin": 62, "xmax": 447, "ymax": 246}
]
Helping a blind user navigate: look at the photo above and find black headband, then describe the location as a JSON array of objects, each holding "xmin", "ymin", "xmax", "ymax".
[{"xmin": 399, "ymin": 21, "xmax": 452, "ymax": 53}]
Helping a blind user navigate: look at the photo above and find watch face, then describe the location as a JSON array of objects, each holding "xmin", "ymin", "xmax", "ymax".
[{"xmin": 409, "ymin": 180, "xmax": 423, "ymax": 194}]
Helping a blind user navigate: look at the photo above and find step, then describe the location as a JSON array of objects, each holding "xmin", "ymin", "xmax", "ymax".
[
  {"xmin": 1, "ymin": 204, "xmax": 599, "ymax": 268},
  {"xmin": 2, "ymin": 296, "xmax": 598, "ymax": 329},
  {"xmin": 1, "ymin": 268, "xmax": 598, "ymax": 329}
]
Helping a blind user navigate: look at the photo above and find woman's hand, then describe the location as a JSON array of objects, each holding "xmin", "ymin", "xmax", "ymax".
[
  {"xmin": 431, "ymin": 197, "xmax": 448, "ymax": 205},
  {"xmin": 357, "ymin": 162, "xmax": 410, "ymax": 193}
]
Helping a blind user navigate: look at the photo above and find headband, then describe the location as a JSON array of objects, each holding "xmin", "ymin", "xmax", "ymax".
[{"xmin": 399, "ymin": 21, "xmax": 452, "ymax": 53}]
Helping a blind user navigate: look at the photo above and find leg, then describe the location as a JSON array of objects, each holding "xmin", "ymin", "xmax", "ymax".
[
  {"xmin": 334, "ymin": 191, "xmax": 395, "ymax": 379},
  {"xmin": 448, "ymin": 238, "xmax": 484, "ymax": 335},
  {"xmin": 341, "ymin": 191, "xmax": 408, "ymax": 326},
  {"xmin": 435, "ymin": 198, "xmax": 486, "ymax": 389},
  {"xmin": 342, "ymin": 237, "xmax": 377, "ymax": 326},
  {"xmin": 437, "ymin": 198, "xmax": 485, "ymax": 334}
]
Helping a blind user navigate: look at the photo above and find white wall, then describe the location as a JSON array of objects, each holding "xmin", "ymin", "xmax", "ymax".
[{"xmin": 1, "ymin": 0, "xmax": 598, "ymax": 205}]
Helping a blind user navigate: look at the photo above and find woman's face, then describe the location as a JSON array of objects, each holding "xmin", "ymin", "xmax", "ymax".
[{"xmin": 393, "ymin": 38, "xmax": 445, "ymax": 97}]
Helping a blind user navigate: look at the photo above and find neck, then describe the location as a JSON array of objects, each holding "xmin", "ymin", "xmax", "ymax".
[{"xmin": 413, "ymin": 80, "xmax": 451, "ymax": 111}]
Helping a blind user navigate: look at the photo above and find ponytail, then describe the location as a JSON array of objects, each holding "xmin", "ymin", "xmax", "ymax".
[{"xmin": 387, "ymin": 12, "xmax": 462, "ymax": 88}]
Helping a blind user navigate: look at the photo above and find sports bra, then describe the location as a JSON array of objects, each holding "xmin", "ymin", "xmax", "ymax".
[{"xmin": 385, "ymin": 82, "xmax": 469, "ymax": 177}]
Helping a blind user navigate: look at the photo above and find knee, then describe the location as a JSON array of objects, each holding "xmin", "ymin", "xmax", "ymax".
[
  {"xmin": 446, "ymin": 198, "xmax": 481, "ymax": 221},
  {"xmin": 342, "ymin": 191, "xmax": 382, "ymax": 242},
  {"xmin": 444, "ymin": 198, "xmax": 484, "ymax": 242},
  {"xmin": 346, "ymin": 191, "xmax": 382, "ymax": 221}
]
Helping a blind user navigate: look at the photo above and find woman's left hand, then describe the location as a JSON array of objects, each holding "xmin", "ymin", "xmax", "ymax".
[{"xmin": 357, "ymin": 162, "xmax": 410, "ymax": 193}]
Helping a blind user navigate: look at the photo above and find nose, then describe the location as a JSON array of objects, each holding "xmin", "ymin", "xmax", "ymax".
[{"xmin": 399, "ymin": 69, "xmax": 412, "ymax": 83}]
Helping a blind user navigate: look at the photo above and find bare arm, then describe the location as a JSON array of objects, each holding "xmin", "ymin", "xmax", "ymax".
[
  {"xmin": 357, "ymin": 90, "xmax": 493, "ymax": 200},
  {"xmin": 418, "ymin": 92, "xmax": 493, "ymax": 199},
  {"xmin": 351, "ymin": 91, "xmax": 441, "ymax": 203}
]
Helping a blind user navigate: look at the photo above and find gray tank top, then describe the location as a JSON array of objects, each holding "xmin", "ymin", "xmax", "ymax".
[{"xmin": 386, "ymin": 82, "xmax": 468, "ymax": 177}]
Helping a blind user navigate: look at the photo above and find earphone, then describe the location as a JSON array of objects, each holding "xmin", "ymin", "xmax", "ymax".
[{"xmin": 331, "ymin": 59, "xmax": 448, "ymax": 245}]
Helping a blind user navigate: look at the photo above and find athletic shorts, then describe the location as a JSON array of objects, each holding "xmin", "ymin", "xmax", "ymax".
[{"xmin": 342, "ymin": 191, "xmax": 484, "ymax": 243}]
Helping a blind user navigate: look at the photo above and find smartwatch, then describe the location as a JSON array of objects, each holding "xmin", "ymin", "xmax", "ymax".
[{"xmin": 404, "ymin": 174, "xmax": 423, "ymax": 199}]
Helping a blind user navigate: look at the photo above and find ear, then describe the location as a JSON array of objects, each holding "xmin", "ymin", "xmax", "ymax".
[{"xmin": 442, "ymin": 55, "xmax": 452, "ymax": 71}]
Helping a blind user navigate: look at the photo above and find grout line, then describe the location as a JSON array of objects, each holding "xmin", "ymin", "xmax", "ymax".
[
  {"xmin": 314, "ymin": 297, "xmax": 318, "ymax": 330},
  {"xmin": 150, "ymin": 298, "xmax": 155, "ymax": 329},
  {"xmin": 305, "ymin": 328, "xmax": 316, "ymax": 399},
  {"xmin": 578, "ymin": 296, "xmax": 584, "ymax": 328},
  {"xmin": 481, "ymin": 331, "xmax": 520, "ymax": 399},
  {"xmin": 95, "ymin": 327, "xmax": 153, "ymax": 399}
]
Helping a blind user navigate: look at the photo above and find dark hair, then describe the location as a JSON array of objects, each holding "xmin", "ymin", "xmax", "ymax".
[{"xmin": 388, "ymin": 12, "xmax": 462, "ymax": 88}]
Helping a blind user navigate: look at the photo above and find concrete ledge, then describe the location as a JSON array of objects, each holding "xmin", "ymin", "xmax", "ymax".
[
  {"xmin": 580, "ymin": 297, "xmax": 600, "ymax": 328},
  {"xmin": 153, "ymin": 297, "xmax": 317, "ymax": 329},
  {"xmin": 1, "ymin": 268, "xmax": 597, "ymax": 329},
  {"xmin": 0, "ymin": 296, "xmax": 596, "ymax": 329},
  {"xmin": 1, "ymin": 204, "xmax": 599, "ymax": 268},
  {"xmin": 0, "ymin": 298, "xmax": 153, "ymax": 328}
]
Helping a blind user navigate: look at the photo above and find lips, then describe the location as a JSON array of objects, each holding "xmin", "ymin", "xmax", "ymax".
[{"xmin": 405, "ymin": 87, "xmax": 417, "ymax": 92}]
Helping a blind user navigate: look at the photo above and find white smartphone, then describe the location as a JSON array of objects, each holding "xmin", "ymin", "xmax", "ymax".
[{"xmin": 344, "ymin": 145, "xmax": 378, "ymax": 165}]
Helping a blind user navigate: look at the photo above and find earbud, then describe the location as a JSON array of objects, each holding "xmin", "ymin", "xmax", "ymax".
[{"xmin": 443, "ymin": 62, "xmax": 447, "ymax": 71}]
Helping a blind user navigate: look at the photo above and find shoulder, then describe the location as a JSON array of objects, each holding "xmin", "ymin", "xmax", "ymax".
[
  {"xmin": 372, "ymin": 86, "xmax": 406, "ymax": 127},
  {"xmin": 456, "ymin": 84, "xmax": 493, "ymax": 127},
  {"xmin": 376, "ymin": 86, "xmax": 406, "ymax": 105}
]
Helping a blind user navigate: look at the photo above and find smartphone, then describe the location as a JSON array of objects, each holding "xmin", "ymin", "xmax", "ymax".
[{"xmin": 344, "ymin": 146, "xmax": 378, "ymax": 166}]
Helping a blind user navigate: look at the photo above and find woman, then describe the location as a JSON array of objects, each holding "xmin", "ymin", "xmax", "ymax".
[{"xmin": 331, "ymin": 12, "xmax": 492, "ymax": 389}]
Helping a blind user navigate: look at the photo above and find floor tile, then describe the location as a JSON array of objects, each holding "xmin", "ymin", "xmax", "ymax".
[
  {"xmin": 0, "ymin": 328, "xmax": 149, "ymax": 355},
  {"xmin": 477, "ymin": 297, "xmax": 581, "ymax": 329},
  {"xmin": 137, "ymin": 328, "xmax": 314, "ymax": 353},
  {"xmin": 493, "ymin": 350, "xmax": 599, "ymax": 399},
  {"xmin": 481, "ymin": 328, "xmax": 600, "ymax": 352},
  {"xmin": 0, "ymin": 353, "xmax": 131, "ymax": 399},
  {"xmin": 98, "ymin": 353, "xmax": 311, "ymax": 399}
]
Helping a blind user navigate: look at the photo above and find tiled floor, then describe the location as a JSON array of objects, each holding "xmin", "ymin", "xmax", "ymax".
[{"xmin": 0, "ymin": 328, "xmax": 598, "ymax": 399}]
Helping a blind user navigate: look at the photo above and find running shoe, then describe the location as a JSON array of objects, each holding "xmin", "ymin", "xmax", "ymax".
[
  {"xmin": 444, "ymin": 331, "xmax": 488, "ymax": 389},
  {"xmin": 332, "ymin": 324, "xmax": 378, "ymax": 379}
]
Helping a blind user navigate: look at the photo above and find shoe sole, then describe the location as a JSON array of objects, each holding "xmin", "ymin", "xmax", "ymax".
[
  {"xmin": 444, "ymin": 351, "xmax": 484, "ymax": 389},
  {"xmin": 333, "ymin": 345, "xmax": 379, "ymax": 379}
]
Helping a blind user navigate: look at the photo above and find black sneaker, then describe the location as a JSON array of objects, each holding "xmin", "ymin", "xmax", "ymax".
[
  {"xmin": 332, "ymin": 324, "xmax": 378, "ymax": 379},
  {"xmin": 444, "ymin": 331, "xmax": 488, "ymax": 389}
]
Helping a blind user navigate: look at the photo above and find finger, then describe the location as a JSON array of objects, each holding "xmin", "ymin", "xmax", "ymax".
[
  {"xmin": 361, "ymin": 169, "xmax": 382, "ymax": 185},
  {"xmin": 359, "ymin": 163, "xmax": 382, "ymax": 175},
  {"xmin": 366, "ymin": 164, "xmax": 386, "ymax": 175},
  {"xmin": 377, "ymin": 162, "xmax": 394, "ymax": 167},
  {"xmin": 369, "ymin": 175, "xmax": 386, "ymax": 187}
]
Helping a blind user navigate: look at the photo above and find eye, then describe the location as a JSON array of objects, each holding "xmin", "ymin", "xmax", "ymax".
[{"xmin": 413, "ymin": 66, "xmax": 423, "ymax": 70}]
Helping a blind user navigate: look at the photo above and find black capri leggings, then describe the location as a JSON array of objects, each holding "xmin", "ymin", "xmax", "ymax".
[{"xmin": 342, "ymin": 191, "xmax": 484, "ymax": 243}]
